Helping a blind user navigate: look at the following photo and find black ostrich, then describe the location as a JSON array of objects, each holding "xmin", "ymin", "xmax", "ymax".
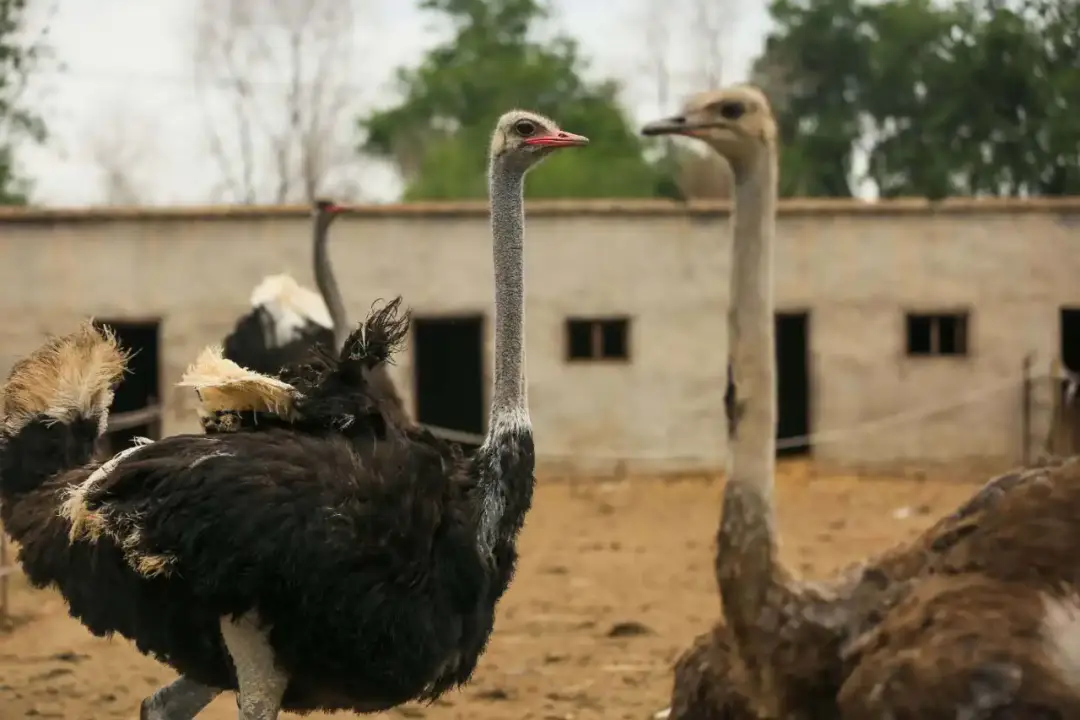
[
  {"xmin": 0, "ymin": 110, "xmax": 588, "ymax": 720},
  {"xmin": 221, "ymin": 198, "xmax": 408, "ymax": 428}
]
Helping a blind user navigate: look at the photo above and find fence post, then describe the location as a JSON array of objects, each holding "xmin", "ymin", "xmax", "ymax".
[
  {"xmin": 1022, "ymin": 354, "xmax": 1032, "ymax": 465},
  {"xmin": 1045, "ymin": 358, "xmax": 1060, "ymax": 458},
  {"xmin": 1, "ymin": 532, "xmax": 8, "ymax": 623}
]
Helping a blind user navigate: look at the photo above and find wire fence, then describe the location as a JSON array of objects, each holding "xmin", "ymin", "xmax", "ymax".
[
  {"xmin": 0, "ymin": 364, "xmax": 1073, "ymax": 621},
  {"xmin": 395, "ymin": 367, "xmax": 1054, "ymax": 455},
  {"xmin": 423, "ymin": 367, "xmax": 1053, "ymax": 462},
  {"xmin": 776, "ymin": 369, "xmax": 1038, "ymax": 452}
]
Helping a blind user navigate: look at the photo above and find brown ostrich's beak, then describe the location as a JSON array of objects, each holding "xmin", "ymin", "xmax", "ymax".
[
  {"xmin": 524, "ymin": 130, "xmax": 589, "ymax": 147},
  {"xmin": 641, "ymin": 115, "xmax": 691, "ymax": 136}
]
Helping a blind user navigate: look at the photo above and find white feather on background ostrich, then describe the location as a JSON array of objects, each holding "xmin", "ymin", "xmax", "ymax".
[{"xmin": 247, "ymin": 273, "xmax": 333, "ymax": 347}]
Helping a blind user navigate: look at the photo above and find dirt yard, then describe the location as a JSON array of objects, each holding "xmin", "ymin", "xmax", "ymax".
[{"xmin": 0, "ymin": 460, "xmax": 983, "ymax": 720}]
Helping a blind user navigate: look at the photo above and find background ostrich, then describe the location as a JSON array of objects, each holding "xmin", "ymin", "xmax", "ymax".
[
  {"xmin": 222, "ymin": 199, "xmax": 342, "ymax": 375},
  {"xmin": 645, "ymin": 88, "xmax": 1080, "ymax": 718},
  {"xmin": 0, "ymin": 110, "xmax": 587, "ymax": 720},
  {"xmin": 221, "ymin": 198, "xmax": 409, "ymax": 428}
]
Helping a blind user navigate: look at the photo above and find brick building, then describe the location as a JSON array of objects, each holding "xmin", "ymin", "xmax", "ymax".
[{"xmin": 1, "ymin": 197, "xmax": 1077, "ymax": 475}]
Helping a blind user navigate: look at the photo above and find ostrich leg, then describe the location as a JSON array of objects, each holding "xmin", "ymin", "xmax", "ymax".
[
  {"xmin": 220, "ymin": 613, "xmax": 288, "ymax": 720},
  {"xmin": 140, "ymin": 676, "xmax": 220, "ymax": 719}
]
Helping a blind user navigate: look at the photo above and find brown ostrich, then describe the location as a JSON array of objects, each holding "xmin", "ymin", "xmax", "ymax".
[
  {"xmin": 643, "ymin": 85, "xmax": 845, "ymax": 720},
  {"xmin": 643, "ymin": 85, "xmax": 1080, "ymax": 718},
  {"xmin": 661, "ymin": 626, "xmax": 756, "ymax": 720},
  {"xmin": 834, "ymin": 455, "xmax": 1080, "ymax": 717}
]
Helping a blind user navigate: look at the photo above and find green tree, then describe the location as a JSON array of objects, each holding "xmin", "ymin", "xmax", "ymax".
[
  {"xmin": 865, "ymin": 0, "xmax": 1079, "ymax": 197},
  {"xmin": 750, "ymin": 0, "xmax": 875, "ymax": 197},
  {"xmin": 854, "ymin": 0, "xmax": 961, "ymax": 198},
  {"xmin": 358, "ymin": 0, "xmax": 661, "ymax": 199},
  {"xmin": 753, "ymin": 0, "xmax": 1080, "ymax": 198},
  {"xmin": 0, "ymin": 0, "xmax": 51, "ymax": 204}
]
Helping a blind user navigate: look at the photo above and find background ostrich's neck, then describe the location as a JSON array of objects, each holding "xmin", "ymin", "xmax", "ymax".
[
  {"xmin": 474, "ymin": 156, "xmax": 534, "ymax": 559},
  {"xmin": 313, "ymin": 211, "xmax": 410, "ymax": 425},
  {"xmin": 717, "ymin": 148, "xmax": 784, "ymax": 636},
  {"xmin": 312, "ymin": 213, "xmax": 349, "ymax": 350}
]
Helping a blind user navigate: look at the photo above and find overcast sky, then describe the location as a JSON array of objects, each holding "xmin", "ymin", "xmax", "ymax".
[{"xmin": 19, "ymin": 0, "xmax": 770, "ymax": 206}]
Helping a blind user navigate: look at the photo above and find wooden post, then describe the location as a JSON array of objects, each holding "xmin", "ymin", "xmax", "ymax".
[
  {"xmin": 0, "ymin": 532, "xmax": 9, "ymax": 622},
  {"xmin": 1046, "ymin": 358, "xmax": 1061, "ymax": 458},
  {"xmin": 1022, "ymin": 354, "xmax": 1032, "ymax": 465}
]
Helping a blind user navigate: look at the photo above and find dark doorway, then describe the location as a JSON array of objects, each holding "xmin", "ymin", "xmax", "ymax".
[
  {"xmin": 1061, "ymin": 308, "xmax": 1080, "ymax": 374},
  {"xmin": 94, "ymin": 320, "xmax": 161, "ymax": 455},
  {"xmin": 775, "ymin": 312, "xmax": 811, "ymax": 456},
  {"xmin": 412, "ymin": 315, "xmax": 485, "ymax": 452},
  {"xmin": 1053, "ymin": 308, "xmax": 1080, "ymax": 456}
]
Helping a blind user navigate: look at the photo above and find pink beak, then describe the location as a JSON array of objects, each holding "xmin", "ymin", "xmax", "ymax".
[{"xmin": 523, "ymin": 130, "xmax": 590, "ymax": 147}]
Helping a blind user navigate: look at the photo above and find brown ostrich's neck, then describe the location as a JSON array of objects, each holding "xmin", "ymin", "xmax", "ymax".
[{"xmin": 715, "ymin": 147, "xmax": 788, "ymax": 642}]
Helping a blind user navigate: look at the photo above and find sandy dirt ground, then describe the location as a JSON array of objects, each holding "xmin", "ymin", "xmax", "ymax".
[{"xmin": 0, "ymin": 460, "xmax": 984, "ymax": 720}]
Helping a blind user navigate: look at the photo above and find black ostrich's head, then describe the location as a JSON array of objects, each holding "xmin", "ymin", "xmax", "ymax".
[{"xmin": 489, "ymin": 110, "xmax": 589, "ymax": 172}]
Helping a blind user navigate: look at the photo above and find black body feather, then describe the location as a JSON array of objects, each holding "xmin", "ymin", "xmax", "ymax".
[
  {"xmin": 0, "ymin": 300, "xmax": 535, "ymax": 714},
  {"xmin": 221, "ymin": 298, "xmax": 411, "ymax": 432}
]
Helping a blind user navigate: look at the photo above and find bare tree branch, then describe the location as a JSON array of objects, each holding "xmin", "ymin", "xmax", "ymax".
[
  {"xmin": 189, "ymin": 0, "xmax": 369, "ymax": 204},
  {"xmin": 631, "ymin": 0, "xmax": 736, "ymax": 200},
  {"xmin": 80, "ymin": 100, "xmax": 157, "ymax": 206},
  {"xmin": 688, "ymin": 0, "xmax": 734, "ymax": 90},
  {"xmin": 630, "ymin": 0, "xmax": 742, "ymax": 106},
  {"xmin": 195, "ymin": 9, "xmax": 258, "ymax": 203},
  {"xmin": 642, "ymin": 0, "xmax": 672, "ymax": 111}
]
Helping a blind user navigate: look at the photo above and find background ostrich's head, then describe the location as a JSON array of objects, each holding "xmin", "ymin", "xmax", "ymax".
[
  {"xmin": 641, "ymin": 85, "xmax": 776, "ymax": 174},
  {"xmin": 312, "ymin": 198, "xmax": 344, "ymax": 217},
  {"xmin": 489, "ymin": 110, "xmax": 589, "ymax": 172}
]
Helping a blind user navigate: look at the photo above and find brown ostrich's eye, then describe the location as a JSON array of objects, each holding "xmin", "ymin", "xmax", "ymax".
[
  {"xmin": 514, "ymin": 120, "xmax": 536, "ymax": 136},
  {"xmin": 715, "ymin": 101, "xmax": 745, "ymax": 120}
]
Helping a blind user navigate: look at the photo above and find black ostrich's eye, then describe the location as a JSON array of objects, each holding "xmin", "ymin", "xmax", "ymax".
[
  {"xmin": 514, "ymin": 120, "xmax": 536, "ymax": 136},
  {"xmin": 715, "ymin": 101, "xmax": 746, "ymax": 120}
]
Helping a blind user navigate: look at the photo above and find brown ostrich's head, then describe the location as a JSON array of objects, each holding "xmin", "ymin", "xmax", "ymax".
[{"xmin": 641, "ymin": 84, "xmax": 776, "ymax": 173}]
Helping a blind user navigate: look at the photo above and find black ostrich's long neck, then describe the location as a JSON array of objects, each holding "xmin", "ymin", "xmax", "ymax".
[
  {"xmin": 475, "ymin": 156, "xmax": 534, "ymax": 559},
  {"xmin": 313, "ymin": 212, "xmax": 349, "ymax": 350}
]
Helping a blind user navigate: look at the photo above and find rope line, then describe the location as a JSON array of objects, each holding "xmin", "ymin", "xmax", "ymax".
[
  {"xmin": 415, "ymin": 370, "xmax": 1056, "ymax": 459},
  {"xmin": 774, "ymin": 370, "xmax": 1040, "ymax": 451}
]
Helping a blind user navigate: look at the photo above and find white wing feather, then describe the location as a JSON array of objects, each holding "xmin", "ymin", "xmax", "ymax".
[{"xmin": 248, "ymin": 274, "xmax": 333, "ymax": 345}]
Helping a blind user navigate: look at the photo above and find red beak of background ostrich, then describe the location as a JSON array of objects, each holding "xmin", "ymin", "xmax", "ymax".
[{"xmin": 524, "ymin": 131, "xmax": 590, "ymax": 147}]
